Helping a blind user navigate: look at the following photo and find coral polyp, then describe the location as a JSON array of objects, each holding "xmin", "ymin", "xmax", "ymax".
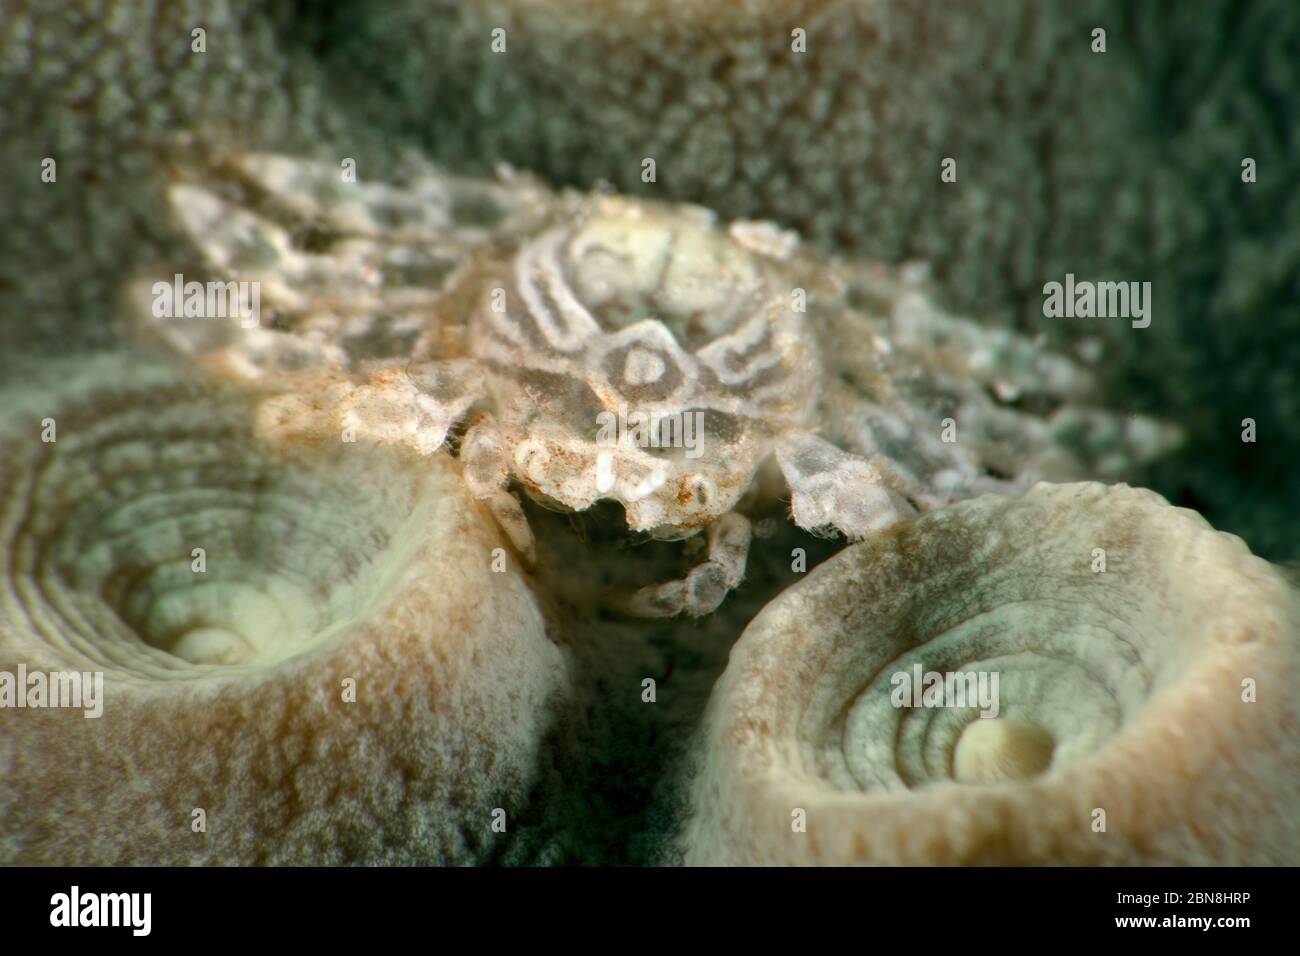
[
  {"xmin": 682, "ymin": 483, "xmax": 1300, "ymax": 865},
  {"xmin": 0, "ymin": 356, "xmax": 567, "ymax": 864}
]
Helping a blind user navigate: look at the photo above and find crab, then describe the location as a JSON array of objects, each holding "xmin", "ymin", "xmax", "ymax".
[{"xmin": 133, "ymin": 149, "xmax": 1181, "ymax": 617}]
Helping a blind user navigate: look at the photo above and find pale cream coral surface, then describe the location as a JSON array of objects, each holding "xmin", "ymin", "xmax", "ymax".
[
  {"xmin": 0, "ymin": 356, "xmax": 568, "ymax": 864},
  {"xmin": 682, "ymin": 483, "xmax": 1300, "ymax": 864}
]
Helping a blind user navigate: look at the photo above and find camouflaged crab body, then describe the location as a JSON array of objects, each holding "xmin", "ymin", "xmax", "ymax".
[
  {"xmin": 464, "ymin": 199, "xmax": 823, "ymax": 539},
  {"xmin": 447, "ymin": 198, "xmax": 882, "ymax": 615},
  {"xmin": 146, "ymin": 151, "xmax": 1180, "ymax": 617}
]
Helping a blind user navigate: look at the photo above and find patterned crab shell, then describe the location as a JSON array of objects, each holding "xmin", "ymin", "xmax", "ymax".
[
  {"xmin": 469, "ymin": 198, "xmax": 820, "ymax": 535},
  {"xmin": 142, "ymin": 149, "xmax": 1184, "ymax": 560}
]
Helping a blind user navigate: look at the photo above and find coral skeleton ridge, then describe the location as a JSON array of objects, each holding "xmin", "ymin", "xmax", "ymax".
[
  {"xmin": 681, "ymin": 482, "xmax": 1300, "ymax": 865},
  {"xmin": 0, "ymin": 356, "xmax": 567, "ymax": 864}
]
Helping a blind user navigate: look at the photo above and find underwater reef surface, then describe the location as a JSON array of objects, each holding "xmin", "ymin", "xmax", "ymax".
[{"xmin": 0, "ymin": 1, "xmax": 1297, "ymax": 864}]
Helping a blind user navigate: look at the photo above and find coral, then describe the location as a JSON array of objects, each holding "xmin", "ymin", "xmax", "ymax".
[
  {"xmin": 0, "ymin": 354, "xmax": 568, "ymax": 864},
  {"xmin": 681, "ymin": 483, "xmax": 1300, "ymax": 864}
]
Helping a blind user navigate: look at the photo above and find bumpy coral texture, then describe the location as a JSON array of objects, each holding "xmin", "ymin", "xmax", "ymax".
[
  {"xmin": 683, "ymin": 483, "xmax": 1300, "ymax": 864},
  {"xmin": 0, "ymin": 0, "xmax": 365, "ymax": 355},
  {"xmin": 0, "ymin": 356, "xmax": 568, "ymax": 864}
]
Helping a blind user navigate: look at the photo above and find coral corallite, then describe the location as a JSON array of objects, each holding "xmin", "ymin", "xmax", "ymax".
[{"xmin": 0, "ymin": 356, "xmax": 568, "ymax": 864}]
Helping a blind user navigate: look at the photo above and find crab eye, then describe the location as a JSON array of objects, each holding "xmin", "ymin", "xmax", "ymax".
[
  {"xmin": 514, "ymin": 438, "xmax": 551, "ymax": 483},
  {"xmin": 688, "ymin": 474, "xmax": 715, "ymax": 507}
]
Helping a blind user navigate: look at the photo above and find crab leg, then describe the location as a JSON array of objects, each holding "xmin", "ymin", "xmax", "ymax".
[
  {"xmin": 621, "ymin": 512, "xmax": 752, "ymax": 618},
  {"xmin": 460, "ymin": 416, "xmax": 537, "ymax": 565},
  {"xmin": 775, "ymin": 431, "xmax": 916, "ymax": 539}
]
